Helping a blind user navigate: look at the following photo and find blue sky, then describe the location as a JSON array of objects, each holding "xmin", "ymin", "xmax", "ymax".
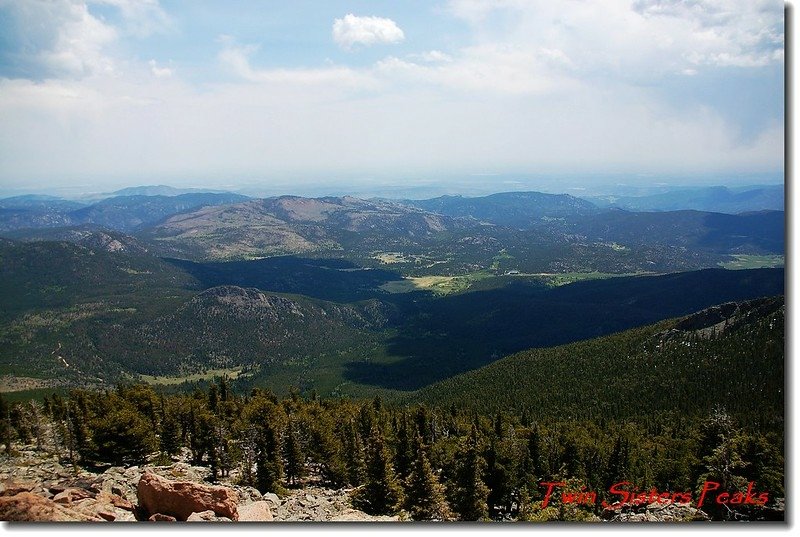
[{"xmin": 0, "ymin": 0, "xmax": 785, "ymax": 194}]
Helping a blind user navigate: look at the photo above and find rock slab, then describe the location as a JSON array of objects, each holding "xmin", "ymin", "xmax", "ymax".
[
  {"xmin": 137, "ymin": 470, "xmax": 239, "ymax": 521},
  {"xmin": 0, "ymin": 492, "xmax": 102, "ymax": 522},
  {"xmin": 238, "ymin": 501, "xmax": 274, "ymax": 522}
]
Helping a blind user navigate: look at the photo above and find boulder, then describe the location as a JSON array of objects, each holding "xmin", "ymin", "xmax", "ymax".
[
  {"xmin": 96, "ymin": 491, "xmax": 135, "ymax": 512},
  {"xmin": 137, "ymin": 470, "xmax": 239, "ymax": 521},
  {"xmin": 0, "ymin": 481, "xmax": 36, "ymax": 497},
  {"xmin": 0, "ymin": 492, "xmax": 103, "ymax": 522},
  {"xmin": 53, "ymin": 488, "xmax": 95, "ymax": 504},
  {"xmin": 238, "ymin": 501, "xmax": 274, "ymax": 522},
  {"xmin": 187, "ymin": 509, "xmax": 232, "ymax": 522},
  {"xmin": 263, "ymin": 492, "xmax": 282, "ymax": 506},
  {"xmin": 71, "ymin": 499, "xmax": 119, "ymax": 522}
]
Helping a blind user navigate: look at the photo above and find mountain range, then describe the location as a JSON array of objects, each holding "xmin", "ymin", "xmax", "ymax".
[{"xmin": 0, "ymin": 184, "xmax": 785, "ymax": 401}]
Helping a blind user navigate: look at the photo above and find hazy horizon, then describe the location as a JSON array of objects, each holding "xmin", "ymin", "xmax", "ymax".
[{"xmin": 0, "ymin": 171, "xmax": 784, "ymax": 202}]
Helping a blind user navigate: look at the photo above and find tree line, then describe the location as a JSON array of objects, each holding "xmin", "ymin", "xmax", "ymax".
[{"xmin": 0, "ymin": 381, "xmax": 783, "ymax": 521}]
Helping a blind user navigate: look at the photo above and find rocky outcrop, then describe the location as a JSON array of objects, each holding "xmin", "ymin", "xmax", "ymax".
[
  {"xmin": 0, "ymin": 447, "xmax": 396, "ymax": 522},
  {"xmin": 187, "ymin": 509, "xmax": 232, "ymax": 522},
  {"xmin": 601, "ymin": 502, "xmax": 710, "ymax": 522},
  {"xmin": 137, "ymin": 470, "xmax": 239, "ymax": 521},
  {"xmin": 0, "ymin": 492, "xmax": 104, "ymax": 522},
  {"xmin": 270, "ymin": 484, "xmax": 400, "ymax": 522},
  {"xmin": 238, "ymin": 501, "xmax": 274, "ymax": 522}
]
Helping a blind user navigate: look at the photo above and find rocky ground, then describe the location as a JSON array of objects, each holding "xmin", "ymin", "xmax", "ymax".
[
  {"xmin": 0, "ymin": 444, "xmax": 398, "ymax": 522},
  {"xmin": 1, "ymin": 442, "xmax": 781, "ymax": 523}
]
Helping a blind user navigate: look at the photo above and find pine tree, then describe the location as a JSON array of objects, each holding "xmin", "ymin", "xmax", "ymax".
[
  {"xmin": 353, "ymin": 426, "xmax": 404, "ymax": 515},
  {"xmin": 91, "ymin": 406, "xmax": 157, "ymax": 465},
  {"xmin": 341, "ymin": 420, "xmax": 367, "ymax": 486},
  {"xmin": 404, "ymin": 435, "xmax": 453, "ymax": 521},
  {"xmin": 312, "ymin": 418, "xmax": 348, "ymax": 487},
  {"xmin": 394, "ymin": 415, "xmax": 414, "ymax": 480},
  {"xmin": 284, "ymin": 419, "xmax": 306, "ymax": 486},
  {"xmin": 604, "ymin": 435, "xmax": 629, "ymax": 490},
  {"xmin": 67, "ymin": 394, "xmax": 94, "ymax": 464},
  {"xmin": 207, "ymin": 384, "xmax": 219, "ymax": 414},
  {"xmin": 452, "ymin": 426, "xmax": 490, "ymax": 521},
  {"xmin": 485, "ymin": 436, "xmax": 518, "ymax": 517},
  {"xmin": 256, "ymin": 423, "xmax": 285, "ymax": 494},
  {"xmin": 159, "ymin": 410, "xmax": 181, "ymax": 460}
]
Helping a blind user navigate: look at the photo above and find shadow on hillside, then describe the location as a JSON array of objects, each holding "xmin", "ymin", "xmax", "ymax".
[{"xmin": 341, "ymin": 268, "xmax": 785, "ymax": 391}]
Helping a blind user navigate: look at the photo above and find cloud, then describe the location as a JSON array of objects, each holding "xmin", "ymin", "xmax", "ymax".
[
  {"xmin": 0, "ymin": 0, "xmax": 784, "ymax": 188},
  {"xmin": 217, "ymin": 37, "xmax": 375, "ymax": 88},
  {"xmin": 408, "ymin": 50, "xmax": 453, "ymax": 63},
  {"xmin": 148, "ymin": 59, "xmax": 172, "ymax": 77},
  {"xmin": 332, "ymin": 14, "xmax": 405, "ymax": 50},
  {"xmin": 445, "ymin": 0, "xmax": 784, "ymax": 76},
  {"xmin": 0, "ymin": 0, "xmax": 117, "ymax": 79},
  {"xmin": 0, "ymin": 0, "xmax": 171, "ymax": 80},
  {"xmin": 375, "ymin": 44, "xmax": 575, "ymax": 95}
]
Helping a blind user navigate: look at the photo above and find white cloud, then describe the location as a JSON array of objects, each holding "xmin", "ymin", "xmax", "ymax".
[
  {"xmin": 408, "ymin": 50, "xmax": 453, "ymax": 63},
  {"xmin": 332, "ymin": 14, "xmax": 405, "ymax": 50},
  {"xmin": 217, "ymin": 37, "xmax": 375, "ymax": 89},
  {"xmin": 0, "ymin": 0, "xmax": 118, "ymax": 79},
  {"xmin": 446, "ymin": 0, "xmax": 784, "ymax": 76},
  {"xmin": 0, "ymin": 1, "xmax": 784, "ymax": 187},
  {"xmin": 0, "ymin": 0, "xmax": 171, "ymax": 80},
  {"xmin": 148, "ymin": 59, "xmax": 172, "ymax": 77}
]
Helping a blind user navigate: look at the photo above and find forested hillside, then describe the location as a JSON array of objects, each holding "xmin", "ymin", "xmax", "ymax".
[{"xmin": 413, "ymin": 297, "xmax": 784, "ymax": 424}]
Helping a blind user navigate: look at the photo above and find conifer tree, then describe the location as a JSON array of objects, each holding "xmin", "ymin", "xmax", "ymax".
[
  {"xmin": 159, "ymin": 410, "xmax": 181, "ymax": 459},
  {"xmin": 353, "ymin": 426, "xmax": 404, "ymax": 515},
  {"xmin": 91, "ymin": 406, "xmax": 157, "ymax": 465},
  {"xmin": 284, "ymin": 419, "xmax": 306, "ymax": 486},
  {"xmin": 341, "ymin": 420, "xmax": 367, "ymax": 486},
  {"xmin": 404, "ymin": 434, "xmax": 453, "ymax": 521},
  {"xmin": 452, "ymin": 426, "xmax": 490, "ymax": 521},
  {"xmin": 207, "ymin": 384, "xmax": 219, "ymax": 414},
  {"xmin": 312, "ymin": 418, "xmax": 348, "ymax": 487},
  {"xmin": 394, "ymin": 415, "xmax": 414, "ymax": 480},
  {"xmin": 256, "ymin": 423, "xmax": 285, "ymax": 494},
  {"xmin": 604, "ymin": 435, "xmax": 629, "ymax": 490}
]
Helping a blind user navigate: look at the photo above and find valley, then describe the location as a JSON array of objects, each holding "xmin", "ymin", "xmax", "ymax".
[{"xmin": 0, "ymin": 187, "xmax": 786, "ymax": 397}]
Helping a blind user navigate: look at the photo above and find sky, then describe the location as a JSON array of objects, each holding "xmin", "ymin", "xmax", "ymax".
[{"xmin": 0, "ymin": 0, "xmax": 786, "ymax": 195}]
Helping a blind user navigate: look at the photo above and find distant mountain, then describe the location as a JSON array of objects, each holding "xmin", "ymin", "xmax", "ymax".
[
  {"xmin": 2, "ymin": 225, "xmax": 150, "ymax": 255},
  {"xmin": 68, "ymin": 193, "xmax": 249, "ymax": 232},
  {"xmin": 401, "ymin": 191, "xmax": 599, "ymax": 227},
  {"xmin": 0, "ymin": 195, "xmax": 86, "ymax": 210},
  {"xmin": 585, "ymin": 185, "xmax": 784, "ymax": 214},
  {"xmin": 0, "ymin": 192, "xmax": 248, "ymax": 233},
  {"xmin": 108, "ymin": 185, "xmax": 234, "ymax": 197},
  {"xmin": 139, "ymin": 195, "xmax": 459, "ymax": 261},
  {"xmin": 412, "ymin": 295, "xmax": 784, "ymax": 420},
  {"xmin": 0, "ymin": 196, "xmax": 87, "ymax": 231},
  {"xmin": 571, "ymin": 209, "xmax": 784, "ymax": 254}
]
